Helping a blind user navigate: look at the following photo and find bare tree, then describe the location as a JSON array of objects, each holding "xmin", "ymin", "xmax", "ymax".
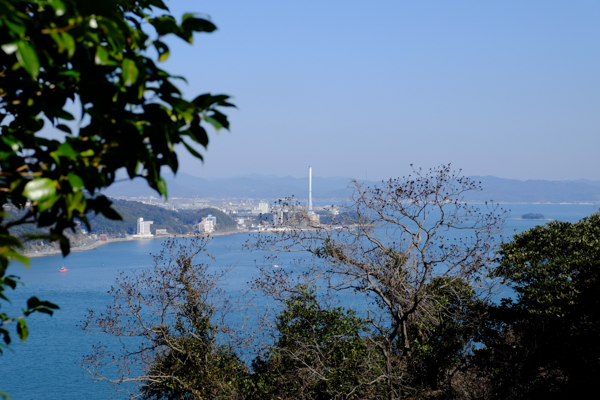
[
  {"xmin": 80, "ymin": 236, "xmax": 251, "ymax": 399},
  {"xmin": 249, "ymin": 165, "xmax": 506, "ymax": 399}
]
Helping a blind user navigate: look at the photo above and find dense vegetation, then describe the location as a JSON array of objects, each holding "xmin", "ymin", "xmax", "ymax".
[
  {"xmin": 0, "ymin": 0, "xmax": 233, "ymax": 365},
  {"xmin": 476, "ymin": 213, "xmax": 600, "ymax": 399},
  {"xmin": 2, "ymin": 2, "xmax": 597, "ymax": 399},
  {"xmin": 82, "ymin": 169, "xmax": 600, "ymax": 400},
  {"xmin": 88, "ymin": 200, "xmax": 237, "ymax": 235},
  {"xmin": 83, "ymin": 211, "xmax": 600, "ymax": 399}
]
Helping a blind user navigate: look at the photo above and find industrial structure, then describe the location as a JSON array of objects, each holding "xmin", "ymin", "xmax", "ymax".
[
  {"xmin": 307, "ymin": 166, "xmax": 320, "ymax": 226},
  {"xmin": 308, "ymin": 166, "xmax": 313, "ymax": 211}
]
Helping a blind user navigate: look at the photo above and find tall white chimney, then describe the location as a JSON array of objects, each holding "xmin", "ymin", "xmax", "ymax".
[{"xmin": 308, "ymin": 166, "xmax": 313, "ymax": 211}]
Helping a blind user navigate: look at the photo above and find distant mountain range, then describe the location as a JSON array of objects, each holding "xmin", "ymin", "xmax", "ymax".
[
  {"xmin": 104, "ymin": 173, "xmax": 354, "ymax": 200},
  {"xmin": 103, "ymin": 173, "xmax": 600, "ymax": 204}
]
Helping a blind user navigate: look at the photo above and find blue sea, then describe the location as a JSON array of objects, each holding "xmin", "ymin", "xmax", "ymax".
[{"xmin": 0, "ymin": 204, "xmax": 597, "ymax": 399}]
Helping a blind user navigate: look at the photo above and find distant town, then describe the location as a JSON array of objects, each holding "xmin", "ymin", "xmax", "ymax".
[
  {"xmin": 124, "ymin": 195, "xmax": 338, "ymax": 236},
  {"xmin": 21, "ymin": 167, "xmax": 343, "ymax": 256},
  {"xmin": 13, "ymin": 166, "xmax": 600, "ymax": 257}
]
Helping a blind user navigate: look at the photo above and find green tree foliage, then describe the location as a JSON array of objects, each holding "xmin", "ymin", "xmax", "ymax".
[
  {"xmin": 1, "ymin": 0, "xmax": 232, "ymax": 354},
  {"xmin": 141, "ymin": 307, "xmax": 248, "ymax": 400},
  {"xmin": 477, "ymin": 213, "xmax": 600, "ymax": 399},
  {"xmin": 87, "ymin": 200, "xmax": 237, "ymax": 235},
  {"xmin": 252, "ymin": 286, "xmax": 381, "ymax": 400},
  {"xmin": 406, "ymin": 278, "xmax": 484, "ymax": 399}
]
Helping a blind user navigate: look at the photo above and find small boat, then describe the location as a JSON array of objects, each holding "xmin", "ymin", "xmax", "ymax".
[{"xmin": 58, "ymin": 266, "xmax": 68, "ymax": 273}]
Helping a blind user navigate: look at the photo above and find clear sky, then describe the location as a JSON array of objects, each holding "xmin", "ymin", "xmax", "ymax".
[{"xmin": 161, "ymin": 1, "xmax": 599, "ymax": 181}]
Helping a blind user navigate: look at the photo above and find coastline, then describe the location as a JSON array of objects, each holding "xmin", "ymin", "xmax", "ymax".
[{"xmin": 23, "ymin": 229, "xmax": 249, "ymax": 259}]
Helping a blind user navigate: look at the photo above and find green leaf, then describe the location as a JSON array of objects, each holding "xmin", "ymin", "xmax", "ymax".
[
  {"xmin": 78, "ymin": 216, "xmax": 91, "ymax": 231},
  {"xmin": 15, "ymin": 40, "xmax": 40, "ymax": 79},
  {"xmin": 57, "ymin": 110, "xmax": 75, "ymax": 121},
  {"xmin": 61, "ymin": 32, "xmax": 75, "ymax": 58},
  {"xmin": 181, "ymin": 15, "xmax": 217, "ymax": 33},
  {"xmin": 156, "ymin": 177, "xmax": 168, "ymax": 197},
  {"xmin": 94, "ymin": 46, "xmax": 117, "ymax": 66},
  {"xmin": 67, "ymin": 173, "xmax": 84, "ymax": 191},
  {"xmin": 58, "ymin": 70, "xmax": 80, "ymax": 77},
  {"xmin": 148, "ymin": 0, "xmax": 169, "ymax": 11},
  {"xmin": 0, "ymin": 249, "xmax": 29, "ymax": 267},
  {"xmin": 187, "ymin": 118, "xmax": 209, "ymax": 147},
  {"xmin": 53, "ymin": 142, "xmax": 77, "ymax": 158},
  {"xmin": 22, "ymin": 178, "xmax": 56, "ymax": 202},
  {"xmin": 55, "ymin": 124, "xmax": 71, "ymax": 134},
  {"xmin": 0, "ymin": 235, "xmax": 22, "ymax": 248},
  {"xmin": 208, "ymin": 110, "xmax": 230, "ymax": 130},
  {"xmin": 92, "ymin": 196, "xmax": 122, "ymax": 220},
  {"xmin": 154, "ymin": 40, "xmax": 170, "ymax": 62},
  {"xmin": 151, "ymin": 15, "xmax": 179, "ymax": 36},
  {"xmin": 101, "ymin": 206, "xmax": 122, "ymax": 220},
  {"xmin": 49, "ymin": 0, "xmax": 67, "ymax": 16},
  {"xmin": 205, "ymin": 115, "xmax": 223, "ymax": 131},
  {"xmin": 182, "ymin": 140, "xmax": 204, "ymax": 161},
  {"xmin": 66, "ymin": 191, "xmax": 86, "ymax": 215},
  {"xmin": 4, "ymin": 18, "xmax": 26, "ymax": 36},
  {"xmin": 97, "ymin": 18, "xmax": 126, "ymax": 51},
  {"xmin": 0, "ymin": 327, "xmax": 11, "ymax": 345},
  {"xmin": 17, "ymin": 319, "xmax": 28, "ymax": 342},
  {"xmin": 122, "ymin": 58, "xmax": 139, "ymax": 86},
  {"xmin": 37, "ymin": 194, "xmax": 59, "ymax": 212}
]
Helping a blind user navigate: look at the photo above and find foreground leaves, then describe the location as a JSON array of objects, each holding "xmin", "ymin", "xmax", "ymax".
[{"xmin": 0, "ymin": 0, "xmax": 234, "ymax": 365}]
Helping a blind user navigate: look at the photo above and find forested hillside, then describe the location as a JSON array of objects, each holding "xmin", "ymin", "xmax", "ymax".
[{"xmin": 88, "ymin": 200, "xmax": 236, "ymax": 235}]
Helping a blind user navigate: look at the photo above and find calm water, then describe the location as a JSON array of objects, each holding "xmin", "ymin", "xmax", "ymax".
[{"xmin": 0, "ymin": 204, "xmax": 596, "ymax": 399}]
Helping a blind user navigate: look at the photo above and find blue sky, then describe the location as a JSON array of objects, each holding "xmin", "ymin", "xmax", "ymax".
[{"xmin": 162, "ymin": 1, "xmax": 598, "ymax": 181}]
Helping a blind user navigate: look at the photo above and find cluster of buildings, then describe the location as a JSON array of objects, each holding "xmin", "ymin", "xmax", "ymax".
[
  {"xmin": 133, "ymin": 215, "xmax": 219, "ymax": 237},
  {"xmin": 131, "ymin": 167, "xmax": 338, "ymax": 236},
  {"xmin": 133, "ymin": 218, "xmax": 171, "ymax": 237}
]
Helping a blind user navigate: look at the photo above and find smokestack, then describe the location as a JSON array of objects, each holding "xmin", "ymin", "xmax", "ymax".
[{"xmin": 308, "ymin": 166, "xmax": 313, "ymax": 211}]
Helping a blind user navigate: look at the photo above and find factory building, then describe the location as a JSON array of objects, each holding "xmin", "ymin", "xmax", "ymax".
[{"xmin": 307, "ymin": 166, "xmax": 320, "ymax": 226}]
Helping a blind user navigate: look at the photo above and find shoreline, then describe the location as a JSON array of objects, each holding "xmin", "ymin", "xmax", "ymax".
[{"xmin": 23, "ymin": 229, "xmax": 248, "ymax": 259}]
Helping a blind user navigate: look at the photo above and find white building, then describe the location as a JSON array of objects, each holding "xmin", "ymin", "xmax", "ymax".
[
  {"xmin": 307, "ymin": 211, "xmax": 320, "ymax": 227},
  {"xmin": 135, "ymin": 218, "xmax": 154, "ymax": 237},
  {"xmin": 236, "ymin": 218, "xmax": 246, "ymax": 229},
  {"xmin": 199, "ymin": 215, "xmax": 217, "ymax": 233},
  {"xmin": 252, "ymin": 201, "xmax": 270, "ymax": 215}
]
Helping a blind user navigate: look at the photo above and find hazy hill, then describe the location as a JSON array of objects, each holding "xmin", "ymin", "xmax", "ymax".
[
  {"xmin": 88, "ymin": 200, "xmax": 236, "ymax": 235},
  {"xmin": 467, "ymin": 176, "xmax": 600, "ymax": 203},
  {"xmin": 103, "ymin": 173, "xmax": 600, "ymax": 204},
  {"xmin": 103, "ymin": 173, "xmax": 354, "ymax": 200}
]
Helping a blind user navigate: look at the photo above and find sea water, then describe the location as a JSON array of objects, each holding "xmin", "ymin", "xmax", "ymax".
[{"xmin": 0, "ymin": 204, "xmax": 596, "ymax": 399}]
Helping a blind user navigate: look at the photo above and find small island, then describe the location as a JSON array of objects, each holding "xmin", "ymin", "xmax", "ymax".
[{"xmin": 521, "ymin": 213, "xmax": 551, "ymax": 220}]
